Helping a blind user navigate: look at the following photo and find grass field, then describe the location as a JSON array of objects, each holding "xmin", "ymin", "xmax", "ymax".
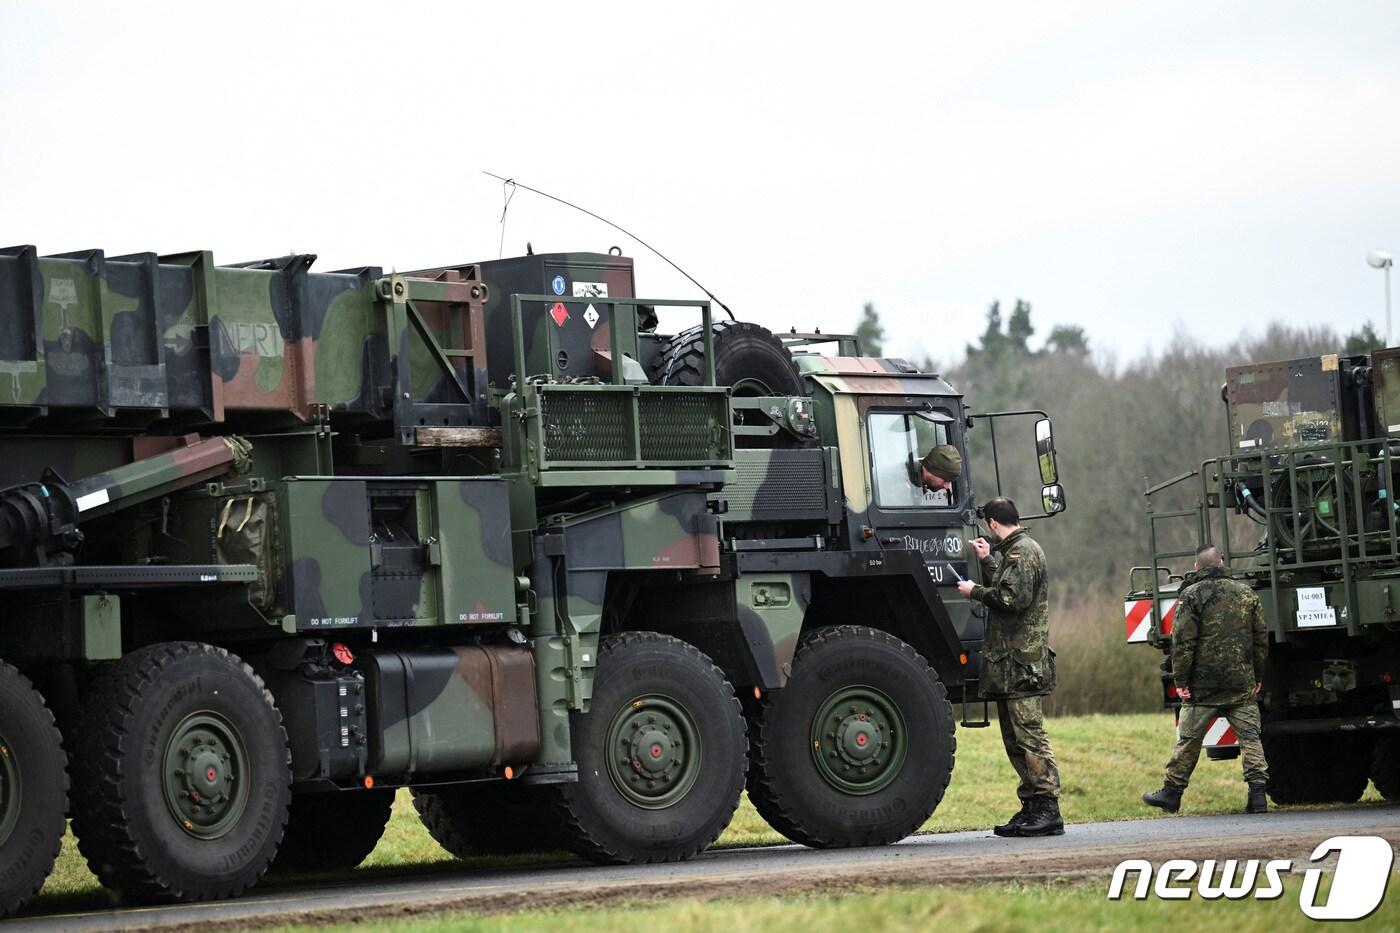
[{"xmin": 34, "ymin": 711, "xmax": 1387, "ymax": 911}]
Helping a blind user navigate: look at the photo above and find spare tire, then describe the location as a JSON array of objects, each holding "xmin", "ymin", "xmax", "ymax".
[{"xmin": 652, "ymin": 321, "xmax": 805, "ymax": 397}]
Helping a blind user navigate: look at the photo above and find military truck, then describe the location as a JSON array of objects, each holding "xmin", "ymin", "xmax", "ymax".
[
  {"xmin": 1125, "ymin": 349, "xmax": 1400, "ymax": 804},
  {"xmin": 0, "ymin": 242, "xmax": 1063, "ymax": 915}
]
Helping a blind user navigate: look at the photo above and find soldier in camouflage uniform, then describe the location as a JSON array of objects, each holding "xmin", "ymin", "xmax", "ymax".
[
  {"xmin": 1144, "ymin": 545, "xmax": 1270, "ymax": 815},
  {"xmin": 956, "ymin": 496, "xmax": 1063, "ymax": 837}
]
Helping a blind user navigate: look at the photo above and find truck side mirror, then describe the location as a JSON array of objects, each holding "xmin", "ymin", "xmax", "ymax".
[
  {"xmin": 1035, "ymin": 418, "xmax": 1058, "ymax": 485},
  {"xmin": 1042, "ymin": 483, "xmax": 1066, "ymax": 515}
]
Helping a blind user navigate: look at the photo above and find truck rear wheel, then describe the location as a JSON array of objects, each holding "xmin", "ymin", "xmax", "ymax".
[
  {"xmin": 0, "ymin": 662, "xmax": 68, "ymax": 919},
  {"xmin": 413, "ymin": 782, "xmax": 563, "ymax": 857},
  {"xmin": 549, "ymin": 632, "xmax": 746, "ymax": 864},
  {"xmin": 747, "ymin": 626, "xmax": 956, "ymax": 848},
  {"xmin": 1370, "ymin": 736, "xmax": 1400, "ymax": 801},
  {"xmin": 1264, "ymin": 733, "xmax": 1369, "ymax": 804},
  {"xmin": 272, "ymin": 788, "xmax": 394, "ymax": 874},
  {"xmin": 652, "ymin": 321, "xmax": 805, "ymax": 397},
  {"xmin": 70, "ymin": 643, "xmax": 291, "ymax": 903}
]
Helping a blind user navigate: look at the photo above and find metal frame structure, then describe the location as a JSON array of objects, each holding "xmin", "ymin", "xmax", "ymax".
[{"xmin": 1137, "ymin": 436, "xmax": 1400, "ymax": 643}]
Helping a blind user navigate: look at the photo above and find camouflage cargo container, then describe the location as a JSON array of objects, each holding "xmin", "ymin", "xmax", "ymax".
[
  {"xmin": 0, "ymin": 243, "xmax": 1062, "ymax": 916},
  {"xmin": 1127, "ymin": 348, "xmax": 1400, "ymax": 807},
  {"xmin": 1225, "ymin": 353, "xmax": 1349, "ymax": 452}
]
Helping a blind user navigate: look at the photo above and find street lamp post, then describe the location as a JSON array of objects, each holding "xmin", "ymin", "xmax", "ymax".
[{"xmin": 1369, "ymin": 251, "xmax": 1394, "ymax": 347}]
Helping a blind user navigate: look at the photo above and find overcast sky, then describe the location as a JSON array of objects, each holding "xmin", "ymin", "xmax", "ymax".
[{"xmin": 2, "ymin": 2, "xmax": 1397, "ymax": 365}]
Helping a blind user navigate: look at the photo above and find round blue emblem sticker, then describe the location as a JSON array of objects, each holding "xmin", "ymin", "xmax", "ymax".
[{"xmin": 551, "ymin": 275, "xmax": 566, "ymax": 296}]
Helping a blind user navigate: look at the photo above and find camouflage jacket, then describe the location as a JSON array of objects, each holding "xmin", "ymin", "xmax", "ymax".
[
  {"xmin": 970, "ymin": 528, "xmax": 1054, "ymax": 698},
  {"xmin": 1171, "ymin": 565, "xmax": 1267, "ymax": 705}
]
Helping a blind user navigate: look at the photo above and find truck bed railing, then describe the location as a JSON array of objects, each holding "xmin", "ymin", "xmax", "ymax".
[
  {"xmin": 501, "ymin": 296, "xmax": 732, "ymax": 484},
  {"xmin": 1141, "ymin": 436, "xmax": 1400, "ymax": 641}
]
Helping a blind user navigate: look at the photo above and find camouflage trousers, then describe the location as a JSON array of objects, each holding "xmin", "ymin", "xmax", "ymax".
[
  {"xmin": 996, "ymin": 696, "xmax": 1061, "ymax": 800},
  {"xmin": 1164, "ymin": 701, "xmax": 1268, "ymax": 788}
]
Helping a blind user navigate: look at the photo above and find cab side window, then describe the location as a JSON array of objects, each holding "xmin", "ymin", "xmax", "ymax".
[{"xmin": 868, "ymin": 411, "xmax": 957, "ymax": 509}]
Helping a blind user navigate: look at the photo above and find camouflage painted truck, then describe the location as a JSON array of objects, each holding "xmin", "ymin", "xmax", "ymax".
[
  {"xmin": 1125, "ymin": 349, "xmax": 1400, "ymax": 804},
  {"xmin": 0, "ymin": 243, "xmax": 1064, "ymax": 914}
]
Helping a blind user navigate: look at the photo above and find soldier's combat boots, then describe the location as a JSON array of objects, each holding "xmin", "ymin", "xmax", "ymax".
[
  {"xmin": 1142, "ymin": 784, "xmax": 1184, "ymax": 813},
  {"xmin": 992, "ymin": 800, "xmax": 1032, "ymax": 837},
  {"xmin": 1246, "ymin": 782, "xmax": 1268, "ymax": 814},
  {"xmin": 1008, "ymin": 797, "xmax": 1064, "ymax": 837}
]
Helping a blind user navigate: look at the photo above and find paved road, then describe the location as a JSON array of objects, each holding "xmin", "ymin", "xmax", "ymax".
[{"xmin": 12, "ymin": 807, "xmax": 1400, "ymax": 931}]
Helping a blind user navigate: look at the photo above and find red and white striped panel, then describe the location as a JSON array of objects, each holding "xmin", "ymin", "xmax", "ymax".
[
  {"xmin": 1157, "ymin": 598, "xmax": 1178, "ymax": 637},
  {"xmin": 1124, "ymin": 599, "xmax": 1153, "ymax": 642},
  {"xmin": 1124, "ymin": 597, "xmax": 1180, "ymax": 642},
  {"xmin": 1175, "ymin": 714, "xmax": 1239, "ymax": 748},
  {"xmin": 1205, "ymin": 717, "xmax": 1239, "ymax": 748}
]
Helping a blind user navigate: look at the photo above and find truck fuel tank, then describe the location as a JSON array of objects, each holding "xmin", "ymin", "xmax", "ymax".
[{"xmin": 362, "ymin": 646, "xmax": 540, "ymax": 778}]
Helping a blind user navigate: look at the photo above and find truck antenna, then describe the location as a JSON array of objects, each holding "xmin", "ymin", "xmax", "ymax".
[{"xmin": 484, "ymin": 171, "xmax": 736, "ymax": 320}]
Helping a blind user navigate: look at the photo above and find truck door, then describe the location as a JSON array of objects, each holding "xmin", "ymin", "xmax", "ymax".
[{"xmin": 858, "ymin": 398, "xmax": 973, "ymax": 588}]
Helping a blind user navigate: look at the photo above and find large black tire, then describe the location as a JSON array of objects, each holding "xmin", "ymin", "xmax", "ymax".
[
  {"xmin": 70, "ymin": 643, "xmax": 291, "ymax": 903},
  {"xmin": 652, "ymin": 321, "xmax": 805, "ymax": 397},
  {"xmin": 413, "ymin": 782, "xmax": 563, "ymax": 858},
  {"xmin": 747, "ymin": 626, "xmax": 956, "ymax": 848},
  {"xmin": 548, "ymin": 632, "xmax": 746, "ymax": 864},
  {"xmin": 271, "ymin": 788, "xmax": 394, "ymax": 874},
  {"xmin": 1264, "ymin": 733, "xmax": 1369, "ymax": 805},
  {"xmin": 0, "ymin": 662, "xmax": 68, "ymax": 919},
  {"xmin": 1370, "ymin": 736, "xmax": 1400, "ymax": 801}
]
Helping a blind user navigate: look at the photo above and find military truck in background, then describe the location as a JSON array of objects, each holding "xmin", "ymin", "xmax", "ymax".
[
  {"xmin": 0, "ymin": 242, "xmax": 1063, "ymax": 915},
  {"xmin": 1126, "ymin": 349, "xmax": 1400, "ymax": 804}
]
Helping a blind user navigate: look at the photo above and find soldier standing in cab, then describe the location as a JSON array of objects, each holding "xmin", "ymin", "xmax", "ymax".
[
  {"xmin": 1143, "ymin": 545, "xmax": 1270, "ymax": 815},
  {"xmin": 956, "ymin": 497, "xmax": 1064, "ymax": 837}
]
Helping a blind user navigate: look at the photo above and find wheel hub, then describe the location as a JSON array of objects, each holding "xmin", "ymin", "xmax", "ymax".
[
  {"xmin": 162, "ymin": 712, "xmax": 250, "ymax": 840},
  {"xmin": 0, "ymin": 733, "xmax": 18, "ymax": 847},
  {"xmin": 834, "ymin": 713, "xmax": 882, "ymax": 765},
  {"xmin": 605, "ymin": 695, "xmax": 701, "ymax": 809},
  {"xmin": 633, "ymin": 727, "xmax": 675, "ymax": 774},
  {"xmin": 810, "ymin": 685, "xmax": 909, "ymax": 795}
]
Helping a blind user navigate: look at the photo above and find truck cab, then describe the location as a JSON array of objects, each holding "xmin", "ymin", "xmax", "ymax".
[{"xmin": 786, "ymin": 346, "xmax": 1066, "ymax": 700}]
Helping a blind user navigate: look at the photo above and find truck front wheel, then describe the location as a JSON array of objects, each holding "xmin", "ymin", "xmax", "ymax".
[
  {"xmin": 747, "ymin": 626, "xmax": 956, "ymax": 848},
  {"xmin": 549, "ymin": 632, "xmax": 746, "ymax": 864},
  {"xmin": 0, "ymin": 662, "xmax": 68, "ymax": 919},
  {"xmin": 70, "ymin": 643, "xmax": 291, "ymax": 903}
]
